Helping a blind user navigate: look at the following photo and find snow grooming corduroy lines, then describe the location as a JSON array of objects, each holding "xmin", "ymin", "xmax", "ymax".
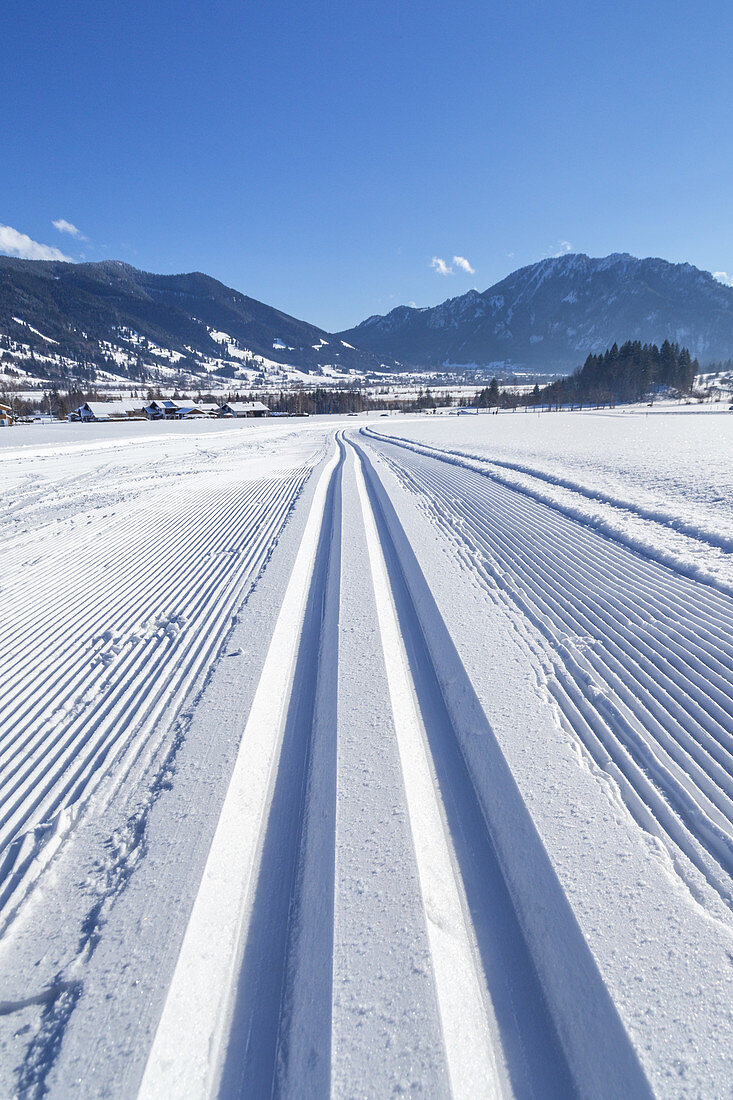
[
  {"xmin": 139, "ymin": 429, "xmax": 653, "ymax": 1099},
  {"xmin": 138, "ymin": 440, "xmax": 344, "ymax": 1098},
  {"xmin": 0, "ymin": 466, "xmax": 313, "ymax": 925},
  {"xmin": 350, "ymin": 436, "xmax": 651, "ymax": 1100},
  {"xmin": 367, "ymin": 429, "xmax": 733, "ymax": 911}
]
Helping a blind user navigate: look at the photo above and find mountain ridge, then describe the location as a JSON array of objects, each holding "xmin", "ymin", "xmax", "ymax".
[
  {"xmin": 338, "ymin": 252, "xmax": 733, "ymax": 372},
  {"xmin": 2, "ymin": 252, "xmax": 732, "ymax": 388},
  {"xmin": 0, "ymin": 256, "xmax": 395, "ymax": 388}
]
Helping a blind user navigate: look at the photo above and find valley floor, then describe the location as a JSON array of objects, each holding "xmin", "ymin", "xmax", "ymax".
[{"xmin": 0, "ymin": 408, "xmax": 731, "ymax": 1097}]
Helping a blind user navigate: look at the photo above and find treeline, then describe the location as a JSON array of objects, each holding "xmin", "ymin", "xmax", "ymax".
[
  {"xmin": 226, "ymin": 387, "xmax": 444, "ymax": 414},
  {"xmin": 1, "ymin": 386, "xmax": 125, "ymax": 419},
  {"xmin": 472, "ymin": 378, "xmax": 519, "ymax": 409},
  {"xmin": 533, "ymin": 340, "xmax": 698, "ymax": 409},
  {"xmin": 263, "ymin": 388, "xmax": 371, "ymax": 414}
]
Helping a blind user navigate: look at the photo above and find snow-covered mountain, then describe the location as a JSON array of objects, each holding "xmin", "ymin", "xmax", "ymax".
[
  {"xmin": 339, "ymin": 253, "xmax": 733, "ymax": 372},
  {"xmin": 0, "ymin": 257, "xmax": 395, "ymax": 389}
]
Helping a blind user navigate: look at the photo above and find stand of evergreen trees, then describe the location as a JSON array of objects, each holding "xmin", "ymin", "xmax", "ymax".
[
  {"xmin": 535, "ymin": 340, "xmax": 698, "ymax": 409},
  {"xmin": 264, "ymin": 387, "xmax": 370, "ymax": 415},
  {"xmin": 228, "ymin": 386, "xmax": 448, "ymax": 415}
]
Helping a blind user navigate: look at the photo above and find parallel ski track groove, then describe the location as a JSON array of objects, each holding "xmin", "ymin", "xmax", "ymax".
[
  {"xmin": 367, "ymin": 433, "xmax": 733, "ymax": 905},
  {"xmin": 1, "ymin": 477, "xmax": 293, "ymax": 760},
  {"xmin": 1, "ymin": 478, "xmax": 293, "ymax": 729},
  {"xmin": 0, "ymin": 465, "xmax": 311, "ymax": 887},
  {"xmin": 1, "ymin": 476, "xmax": 280, "ymax": 658}
]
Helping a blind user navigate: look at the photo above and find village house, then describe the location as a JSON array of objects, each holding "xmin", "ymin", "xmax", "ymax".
[
  {"xmin": 143, "ymin": 399, "xmax": 183, "ymax": 420},
  {"xmin": 219, "ymin": 400, "xmax": 270, "ymax": 418},
  {"xmin": 143, "ymin": 399, "xmax": 217, "ymax": 420},
  {"xmin": 0, "ymin": 402, "xmax": 13, "ymax": 427},
  {"xmin": 71, "ymin": 399, "xmax": 145, "ymax": 422}
]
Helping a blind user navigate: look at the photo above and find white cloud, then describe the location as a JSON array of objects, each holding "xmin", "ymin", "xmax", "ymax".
[
  {"xmin": 0, "ymin": 223, "xmax": 73, "ymax": 262},
  {"xmin": 713, "ymin": 270, "xmax": 733, "ymax": 287},
  {"xmin": 431, "ymin": 256, "xmax": 453, "ymax": 276},
  {"xmin": 430, "ymin": 254, "xmax": 476, "ymax": 276},
  {"xmin": 453, "ymin": 255, "xmax": 475, "ymax": 274},
  {"xmin": 52, "ymin": 218, "xmax": 86, "ymax": 239},
  {"xmin": 555, "ymin": 240, "xmax": 573, "ymax": 256}
]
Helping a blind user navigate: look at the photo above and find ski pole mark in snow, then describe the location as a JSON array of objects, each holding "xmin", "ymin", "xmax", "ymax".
[{"xmin": 15, "ymin": 977, "xmax": 82, "ymax": 1100}]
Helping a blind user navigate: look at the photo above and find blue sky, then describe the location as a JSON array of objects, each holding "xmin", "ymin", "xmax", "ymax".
[{"xmin": 2, "ymin": 0, "xmax": 732, "ymax": 330}]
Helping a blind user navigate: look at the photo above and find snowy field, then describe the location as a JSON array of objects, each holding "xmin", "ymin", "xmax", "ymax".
[
  {"xmin": 377, "ymin": 403, "xmax": 733, "ymax": 590},
  {"xmin": 0, "ymin": 418, "xmax": 331, "ymax": 912},
  {"xmin": 0, "ymin": 409, "xmax": 732, "ymax": 1097}
]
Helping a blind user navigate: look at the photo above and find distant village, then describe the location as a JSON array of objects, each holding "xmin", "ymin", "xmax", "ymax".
[
  {"xmin": 71, "ymin": 398, "xmax": 271, "ymax": 422},
  {"xmin": 0, "ymin": 395, "xmax": 277, "ymax": 426}
]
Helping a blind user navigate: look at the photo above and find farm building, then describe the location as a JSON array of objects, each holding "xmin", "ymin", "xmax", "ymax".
[
  {"xmin": 143, "ymin": 399, "xmax": 183, "ymax": 420},
  {"xmin": 72, "ymin": 400, "xmax": 145, "ymax": 422},
  {"xmin": 143, "ymin": 399, "xmax": 217, "ymax": 420},
  {"xmin": 219, "ymin": 401, "xmax": 269, "ymax": 418}
]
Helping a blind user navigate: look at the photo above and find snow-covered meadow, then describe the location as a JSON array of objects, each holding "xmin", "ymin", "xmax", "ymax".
[
  {"xmin": 0, "ymin": 406, "xmax": 731, "ymax": 1097},
  {"xmin": 378, "ymin": 403, "xmax": 733, "ymax": 590},
  {"xmin": 0, "ymin": 419, "xmax": 333, "ymax": 916}
]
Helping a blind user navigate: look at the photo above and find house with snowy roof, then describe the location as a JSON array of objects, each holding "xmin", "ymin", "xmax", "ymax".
[
  {"xmin": 219, "ymin": 400, "xmax": 269, "ymax": 418},
  {"xmin": 143, "ymin": 399, "xmax": 182, "ymax": 420},
  {"xmin": 143, "ymin": 398, "xmax": 211, "ymax": 420},
  {"xmin": 73, "ymin": 399, "xmax": 145, "ymax": 422}
]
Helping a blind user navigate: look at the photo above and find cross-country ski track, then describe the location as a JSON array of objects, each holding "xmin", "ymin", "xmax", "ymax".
[
  {"xmin": 0, "ymin": 453, "xmax": 313, "ymax": 919},
  {"xmin": 1, "ymin": 415, "xmax": 732, "ymax": 1098}
]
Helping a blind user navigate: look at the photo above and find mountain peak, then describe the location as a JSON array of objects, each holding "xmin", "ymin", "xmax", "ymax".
[{"xmin": 339, "ymin": 253, "xmax": 733, "ymax": 372}]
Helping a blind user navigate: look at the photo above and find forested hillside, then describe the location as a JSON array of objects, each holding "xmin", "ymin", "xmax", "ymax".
[{"xmin": 536, "ymin": 340, "xmax": 698, "ymax": 407}]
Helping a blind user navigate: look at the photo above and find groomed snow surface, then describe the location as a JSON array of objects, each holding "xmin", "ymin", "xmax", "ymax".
[{"xmin": 0, "ymin": 407, "xmax": 732, "ymax": 1097}]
